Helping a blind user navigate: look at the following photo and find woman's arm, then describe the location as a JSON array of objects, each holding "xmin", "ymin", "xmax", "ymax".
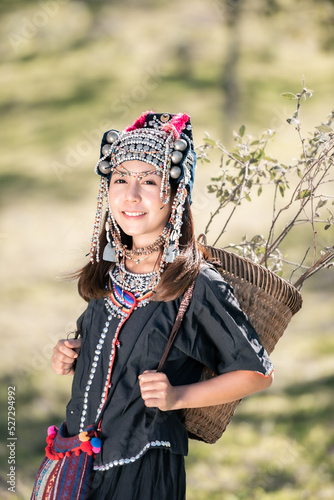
[{"xmin": 138, "ymin": 369, "xmax": 273, "ymax": 411}]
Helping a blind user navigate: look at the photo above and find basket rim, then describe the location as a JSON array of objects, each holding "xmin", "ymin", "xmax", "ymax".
[{"xmin": 202, "ymin": 244, "xmax": 303, "ymax": 316}]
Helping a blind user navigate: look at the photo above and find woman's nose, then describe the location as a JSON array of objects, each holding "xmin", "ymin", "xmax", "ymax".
[{"xmin": 125, "ymin": 181, "xmax": 141, "ymax": 202}]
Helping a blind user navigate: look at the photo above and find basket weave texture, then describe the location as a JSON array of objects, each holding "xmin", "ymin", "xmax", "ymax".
[{"xmin": 182, "ymin": 245, "xmax": 303, "ymax": 444}]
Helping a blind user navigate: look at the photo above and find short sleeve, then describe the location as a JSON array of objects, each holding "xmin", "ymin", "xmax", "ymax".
[
  {"xmin": 74, "ymin": 299, "xmax": 101, "ymax": 339},
  {"xmin": 175, "ymin": 265, "xmax": 273, "ymax": 377},
  {"xmin": 75, "ymin": 311, "xmax": 86, "ymax": 336}
]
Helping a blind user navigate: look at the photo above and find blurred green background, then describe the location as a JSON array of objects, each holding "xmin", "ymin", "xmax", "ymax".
[{"xmin": 0, "ymin": 1, "xmax": 333, "ymax": 499}]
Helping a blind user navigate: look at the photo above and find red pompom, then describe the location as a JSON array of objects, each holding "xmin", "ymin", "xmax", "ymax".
[
  {"xmin": 80, "ymin": 441, "xmax": 92, "ymax": 453},
  {"xmin": 47, "ymin": 425, "xmax": 58, "ymax": 436},
  {"xmin": 45, "ymin": 445, "xmax": 58, "ymax": 460},
  {"xmin": 162, "ymin": 113, "xmax": 189, "ymax": 139},
  {"xmin": 125, "ymin": 111, "xmax": 154, "ymax": 132}
]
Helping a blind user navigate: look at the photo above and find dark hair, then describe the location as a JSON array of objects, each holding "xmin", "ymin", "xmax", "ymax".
[
  {"xmin": 72, "ymin": 197, "xmax": 202, "ymax": 303},
  {"xmin": 153, "ymin": 198, "xmax": 202, "ymax": 301}
]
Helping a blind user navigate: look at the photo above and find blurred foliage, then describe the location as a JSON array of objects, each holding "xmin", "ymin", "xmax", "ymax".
[{"xmin": 199, "ymin": 89, "xmax": 334, "ymax": 286}]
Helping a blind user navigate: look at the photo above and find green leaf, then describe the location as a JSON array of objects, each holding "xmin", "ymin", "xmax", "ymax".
[
  {"xmin": 239, "ymin": 124, "xmax": 246, "ymax": 137},
  {"xmin": 232, "ymin": 153, "xmax": 243, "ymax": 162},
  {"xmin": 279, "ymin": 184, "xmax": 285, "ymax": 197},
  {"xmin": 281, "ymin": 92, "xmax": 298, "ymax": 100},
  {"xmin": 257, "ymin": 186, "xmax": 262, "ymax": 196},
  {"xmin": 296, "ymin": 189, "xmax": 311, "ymax": 200},
  {"xmin": 315, "ymin": 125, "xmax": 334, "ymax": 133},
  {"xmin": 316, "ymin": 199, "xmax": 327, "ymax": 209},
  {"xmin": 203, "ymin": 137, "xmax": 217, "ymax": 146}
]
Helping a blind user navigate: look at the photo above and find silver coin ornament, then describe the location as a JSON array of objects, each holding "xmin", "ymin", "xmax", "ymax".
[
  {"xmin": 106, "ymin": 130, "xmax": 119, "ymax": 143},
  {"xmin": 102, "ymin": 144, "xmax": 112, "ymax": 156},
  {"xmin": 174, "ymin": 139, "xmax": 188, "ymax": 152},
  {"xmin": 170, "ymin": 166, "xmax": 182, "ymax": 179},
  {"xmin": 99, "ymin": 160, "xmax": 112, "ymax": 174},
  {"xmin": 171, "ymin": 150, "xmax": 183, "ymax": 164}
]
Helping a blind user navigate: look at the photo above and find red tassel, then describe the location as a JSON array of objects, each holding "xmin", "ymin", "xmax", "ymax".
[
  {"xmin": 162, "ymin": 113, "xmax": 189, "ymax": 139},
  {"xmin": 125, "ymin": 111, "xmax": 154, "ymax": 132}
]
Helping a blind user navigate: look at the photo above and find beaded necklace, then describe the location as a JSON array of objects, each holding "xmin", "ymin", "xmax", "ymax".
[
  {"xmin": 110, "ymin": 263, "xmax": 159, "ymax": 295},
  {"xmin": 122, "ymin": 233, "xmax": 165, "ymax": 264},
  {"xmin": 79, "ymin": 266, "xmax": 155, "ymax": 432}
]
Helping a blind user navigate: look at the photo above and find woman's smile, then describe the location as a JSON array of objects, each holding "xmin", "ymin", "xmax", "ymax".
[{"xmin": 123, "ymin": 211, "xmax": 147, "ymax": 218}]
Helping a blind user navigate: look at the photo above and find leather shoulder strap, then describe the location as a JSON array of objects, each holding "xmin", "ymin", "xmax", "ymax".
[{"xmin": 157, "ymin": 281, "xmax": 195, "ymax": 372}]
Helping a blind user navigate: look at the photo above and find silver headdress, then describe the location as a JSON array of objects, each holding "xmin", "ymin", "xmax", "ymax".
[{"xmin": 90, "ymin": 111, "xmax": 197, "ymax": 269}]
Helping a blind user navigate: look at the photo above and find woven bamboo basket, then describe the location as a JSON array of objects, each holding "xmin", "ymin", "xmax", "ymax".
[{"xmin": 182, "ymin": 243, "xmax": 303, "ymax": 444}]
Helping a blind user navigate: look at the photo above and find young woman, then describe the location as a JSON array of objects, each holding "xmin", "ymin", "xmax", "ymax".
[{"xmin": 51, "ymin": 111, "xmax": 273, "ymax": 499}]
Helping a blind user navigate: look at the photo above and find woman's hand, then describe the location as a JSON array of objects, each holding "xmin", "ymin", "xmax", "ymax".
[
  {"xmin": 138, "ymin": 370, "xmax": 178, "ymax": 411},
  {"xmin": 51, "ymin": 338, "xmax": 82, "ymax": 375}
]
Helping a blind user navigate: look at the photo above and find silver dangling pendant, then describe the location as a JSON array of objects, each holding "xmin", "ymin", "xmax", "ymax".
[
  {"xmin": 103, "ymin": 218, "xmax": 117, "ymax": 261},
  {"xmin": 164, "ymin": 243, "xmax": 179, "ymax": 263},
  {"xmin": 103, "ymin": 242, "xmax": 117, "ymax": 262}
]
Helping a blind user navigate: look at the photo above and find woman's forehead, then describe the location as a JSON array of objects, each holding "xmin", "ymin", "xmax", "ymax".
[{"xmin": 118, "ymin": 160, "xmax": 157, "ymax": 173}]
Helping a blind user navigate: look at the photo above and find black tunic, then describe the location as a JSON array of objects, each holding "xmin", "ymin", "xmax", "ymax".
[{"xmin": 66, "ymin": 265, "xmax": 273, "ymax": 495}]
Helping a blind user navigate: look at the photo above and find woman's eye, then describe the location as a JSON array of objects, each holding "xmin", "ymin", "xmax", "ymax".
[
  {"xmin": 143, "ymin": 179, "xmax": 157, "ymax": 185},
  {"xmin": 114, "ymin": 178, "xmax": 127, "ymax": 184}
]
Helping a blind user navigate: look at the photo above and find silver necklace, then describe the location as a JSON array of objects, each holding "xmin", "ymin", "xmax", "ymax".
[{"xmin": 110, "ymin": 265, "xmax": 159, "ymax": 295}]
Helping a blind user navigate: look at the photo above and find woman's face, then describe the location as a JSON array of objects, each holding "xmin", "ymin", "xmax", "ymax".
[{"xmin": 108, "ymin": 160, "xmax": 172, "ymax": 249}]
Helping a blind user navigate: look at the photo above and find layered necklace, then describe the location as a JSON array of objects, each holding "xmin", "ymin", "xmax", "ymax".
[
  {"xmin": 110, "ymin": 264, "xmax": 159, "ymax": 295},
  {"xmin": 121, "ymin": 231, "xmax": 167, "ymax": 265}
]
